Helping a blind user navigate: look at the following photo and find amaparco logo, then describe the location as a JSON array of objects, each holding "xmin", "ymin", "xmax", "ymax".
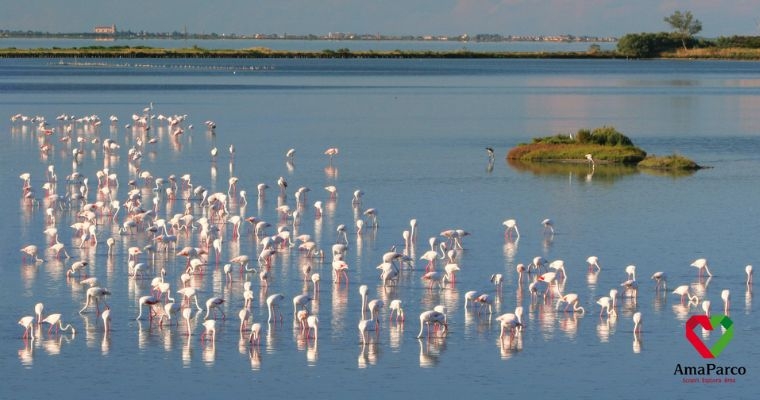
[{"xmin": 685, "ymin": 314, "xmax": 734, "ymax": 358}]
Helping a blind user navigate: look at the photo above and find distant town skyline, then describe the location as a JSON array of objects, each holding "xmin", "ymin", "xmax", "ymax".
[{"xmin": 1, "ymin": 1, "xmax": 758, "ymax": 38}]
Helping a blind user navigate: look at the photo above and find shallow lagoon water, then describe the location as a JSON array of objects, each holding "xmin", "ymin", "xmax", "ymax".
[{"xmin": 1, "ymin": 57, "xmax": 759, "ymax": 399}]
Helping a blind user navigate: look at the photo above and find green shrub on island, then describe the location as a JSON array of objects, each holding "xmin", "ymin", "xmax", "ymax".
[
  {"xmin": 510, "ymin": 126, "xmax": 646, "ymax": 164},
  {"xmin": 509, "ymin": 126, "xmax": 701, "ymax": 170},
  {"xmin": 638, "ymin": 153, "xmax": 702, "ymax": 170}
]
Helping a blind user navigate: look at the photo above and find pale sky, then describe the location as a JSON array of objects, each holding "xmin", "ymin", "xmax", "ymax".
[{"xmin": 1, "ymin": 0, "xmax": 758, "ymax": 38}]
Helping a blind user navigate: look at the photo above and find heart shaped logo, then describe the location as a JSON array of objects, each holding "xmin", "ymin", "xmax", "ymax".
[{"xmin": 685, "ymin": 314, "xmax": 734, "ymax": 358}]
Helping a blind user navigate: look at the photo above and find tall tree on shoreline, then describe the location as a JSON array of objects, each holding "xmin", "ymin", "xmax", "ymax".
[{"xmin": 664, "ymin": 10, "xmax": 702, "ymax": 50}]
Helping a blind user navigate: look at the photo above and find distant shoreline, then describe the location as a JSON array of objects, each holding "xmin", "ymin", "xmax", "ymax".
[{"xmin": 0, "ymin": 46, "xmax": 758, "ymax": 60}]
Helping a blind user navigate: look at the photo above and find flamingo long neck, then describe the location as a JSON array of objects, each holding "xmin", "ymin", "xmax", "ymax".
[{"xmin": 417, "ymin": 320, "xmax": 425, "ymax": 338}]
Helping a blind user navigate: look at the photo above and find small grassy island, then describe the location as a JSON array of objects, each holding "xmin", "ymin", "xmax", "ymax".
[{"xmin": 507, "ymin": 126, "xmax": 703, "ymax": 171}]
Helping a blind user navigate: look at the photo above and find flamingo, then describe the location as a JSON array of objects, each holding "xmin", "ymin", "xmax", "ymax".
[
  {"xmin": 556, "ymin": 293, "xmax": 585, "ymax": 313},
  {"xmin": 745, "ymin": 265, "xmax": 753, "ymax": 285},
  {"xmin": 620, "ymin": 278, "xmax": 638, "ymax": 298},
  {"xmin": 672, "ymin": 285, "xmax": 699, "ymax": 304},
  {"xmin": 651, "ymin": 271, "xmax": 667, "ymax": 291},
  {"xmin": 332, "ymin": 259, "xmax": 349, "ymax": 284},
  {"xmin": 248, "ymin": 323, "xmax": 263, "ymax": 345},
  {"xmin": 359, "ymin": 284, "xmax": 370, "ymax": 318},
  {"xmin": 549, "ymin": 259, "xmax": 566, "ymax": 281},
  {"xmin": 625, "ymin": 265, "xmax": 637, "ymax": 281},
  {"xmin": 182, "ymin": 308, "xmax": 194, "ymax": 335},
  {"xmin": 444, "ymin": 263, "xmax": 461, "ymax": 284},
  {"xmin": 632, "ymin": 312, "xmax": 642, "ymax": 334},
  {"xmin": 102, "ymin": 308, "xmax": 112, "ymax": 333},
  {"xmin": 502, "ymin": 219, "xmax": 519, "ymax": 240},
  {"xmin": 721, "ymin": 290, "xmax": 730, "ymax": 314},
  {"xmin": 490, "ymin": 273, "xmax": 504, "ymax": 291},
  {"xmin": 352, "ymin": 189, "xmax": 364, "ymax": 206},
  {"xmin": 34, "ymin": 302, "xmax": 45, "ymax": 325},
  {"xmin": 389, "ymin": 299, "xmax": 404, "ymax": 322},
  {"xmin": 419, "ymin": 250, "xmax": 438, "ymax": 272},
  {"xmin": 177, "ymin": 287, "xmax": 204, "ymax": 311},
  {"xmin": 161, "ymin": 302, "xmax": 181, "ymax": 326},
  {"xmin": 421, "ymin": 271, "xmax": 448, "ymax": 289},
  {"xmin": 702, "ymin": 300, "xmax": 711, "ymax": 317},
  {"xmin": 324, "ymin": 147, "xmax": 339, "ymax": 163},
  {"xmin": 473, "ymin": 294, "xmax": 494, "ymax": 315},
  {"xmin": 204, "ymin": 297, "xmax": 226, "ymax": 320},
  {"xmin": 363, "ymin": 208, "xmax": 378, "ymax": 227},
  {"xmin": 277, "ymin": 176, "xmax": 288, "ymax": 196},
  {"xmin": 305, "ymin": 315, "xmax": 319, "ymax": 340},
  {"xmin": 293, "ymin": 294, "xmax": 313, "ymax": 317},
  {"xmin": 464, "ymin": 291, "xmax": 481, "ymax": 308},
  {"xmin": 136, "ymin": 295, "xmax": 161, "ymax": 320},
  {"xmin": 596, "ymin": 296, "xmax": 616, "ymax": 317},
  {"xmin": 311, "ymin": 273, "xmax": 321, "ymax": 294},
  {"xmin": 528, "ymin": 256, "xmax": 546, "ymax": 274},
  {"xmin": 358, "ymin": 319, "xmax": 380, "ymax": 345},
  {"xmin": 266, "ymin": 293, "xmax": 285, "ymax": 323},
  {"xmin": 79, "ymin": 287, "xmax": 111, "ymax": 314},
  {"xmin": 239, "ymin": 308, "xmax": 251, "ymax": 332},
  {"xmin": 20, "ymin": 244, "xmax": 43, "ymax": 263},
  {"xmin": 528, "ymin": 279, "xmax": 548, "ymax": 301},
  {"xmin": 538, "ymin": 272, "xmax": 559, "ymax": 297},
  {"xmin": 19, "ymin": 316, "xmax": 36, "ymax": 339},
  {"xmin": 586, "ymin": 256, "xmax": 601, "ymax": 272},
  {"xmin": 691, "ymin": 258, "xmax": 712, "ymax": 278},
  {"xmin": 335, "ymin": 224, "xmax": 349, "ymax": 245},
  {"xmin": 201, "ymin": 320, "xmax": 216, "ymax": 344},
  {"xmin": 542, "ymin": 218, "xmax": 554, "ymax": 235},
  {"xmin": 496, "ymin": 306, "xmax": 523, "ymax": 339},
  {"xmin": 324, "ymin": 185, "xmax": 338, "ymax": 199},
  {"xmin": 409, "ymin": 218, "xmax": 418, "ymax": 243},
  {"xmin": 42, "ymin": 313, "xmax": 76, "ymax": 335},
  {"xmin": 368, "ymin": 299, "xmax": 384, "ymax": 322},
  {"xmin": 516, "ymin": 263, "xmax": 527, "ymax": 283},
  {"xmin": 416, "ymin": 310, "xmax": 448, "ymax": 339},
  {"xmin": 257, "ymin": 183, "xmax": 269, "ymax": 199}
]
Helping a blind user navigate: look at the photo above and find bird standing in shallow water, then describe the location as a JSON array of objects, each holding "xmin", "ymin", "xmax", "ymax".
[
  {"xmin": 267, "ymin": 293, "xmax": 285, "ymax": 323},
  {"xmin": 542, "ymin": 219, "xmax": 554, "ymax": 235},
  {"xmin": 632, "ymin": 312, "xmax": 642, "ymax": 334},
  {"xmin": 324, "ymin": 147, "xmax": 339, "ymax": 163},
  {"xmin": 586, "ymin": 256, "xmax": 601, "ymax": 272},
  {"xmin": 502, "ymin": 219, "xmax": 519, "ymax": 240},
  {"xmin": 305, "ymin": 315, "xmax": 318, "ymax": 341},
  {"xmin": 496, "ymin": 306, "xmax": 523, "ymax": 340},
  {"xmin": 201, "ymin": 320, "xmax": 216, "ymax": 344},
  {"xmin": 19, "ymin": 316, "xmax": 36, "ymax": 339},
  {"xmin": 672, "ymin": 285, "xmax": 699, "ymax": 305},
  {"xmin": 204, "ymin": 297, "xmax": 226, "ymax": 320},
  {"xmin": 691, "ymin": 258, "xmax": 712, "ymax": 278},
  {"xmin": 416, "ymin": 310, "xmax": 448, "ymax": 339},
  {"xmin": 42, "ymin": 313, "xmax": 76, "ymax": 335},
  {"xmin": 651, "ymin": 271, "xmax": 667, "ymax": 291}
]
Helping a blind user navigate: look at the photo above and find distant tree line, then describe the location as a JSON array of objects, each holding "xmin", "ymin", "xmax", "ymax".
[
  {"xmin": 617, "ymin": 10, "xmax": 760, "ymax": 57},
  {"xmin": 617, "ymin": 33, "xmax": 760, "ymax": 58}
]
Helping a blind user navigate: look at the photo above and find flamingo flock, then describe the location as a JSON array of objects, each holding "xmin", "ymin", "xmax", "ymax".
[{"xmin": 10, "ymin": 107, "xmax": 755, "ymax": 368}]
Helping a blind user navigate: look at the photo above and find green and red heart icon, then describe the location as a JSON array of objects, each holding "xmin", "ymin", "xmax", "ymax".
[{"xmin": 685, "ymin": 315, "xmax": 734, "ymax": 358}]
